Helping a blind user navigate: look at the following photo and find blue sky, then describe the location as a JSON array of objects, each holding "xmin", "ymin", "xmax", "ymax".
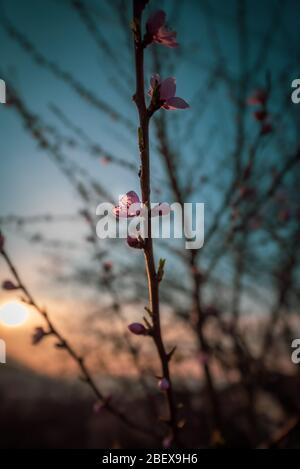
[{"xmin": 0, "ymin": 0, "xmax": 300, "ymax": 377}]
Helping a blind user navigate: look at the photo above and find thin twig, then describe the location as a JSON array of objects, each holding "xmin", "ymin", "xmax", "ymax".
[
  {"xmin": 131, "ymin": 0, "xmax": 179, "ymax": 446},
  {"xmin": 0, "ymin": 245, "xmax": 153, "ymax": 439}
]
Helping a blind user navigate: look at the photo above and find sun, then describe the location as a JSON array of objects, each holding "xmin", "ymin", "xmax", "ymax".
[{"xmin": 0, "ymin": 301, "xmax": 29, "ymax": 327}]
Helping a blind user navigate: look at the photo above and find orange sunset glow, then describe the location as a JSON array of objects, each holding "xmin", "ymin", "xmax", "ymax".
[{"xmin": 1, "ymin": 0, "xmax": 300, "ymax": 452}]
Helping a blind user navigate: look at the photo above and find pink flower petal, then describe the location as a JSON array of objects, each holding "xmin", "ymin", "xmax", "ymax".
[
  {"xmin": 158, "ymin": 377, "xmax": 170, "ymax": 391},
  {"xmin": 164, "ymin": 96, "xmax": 189, "ymax": 110},
  {"xmin": 124, "ymin": 191, "xmax": 140, "ymax": 205},
  {"xmin": 2, "ymin": 280, "xmax": 19, "ymax": 290},
  {"xmin": 146, "ymin": 10, "xmax": 166, "ymax": 35},
  {"xmin": 114, "ymin": 191, "xmax": 141, "ymax": 218},
  {"xmin": 127, "ymin": 235, "xmax": 144, "ymax": 249},
  {"xmin": 149, "ymin": 74, "xmax": 161, "ymax": 96},
  {"xmin": 128, "ymin": 323, "xmax": 147, "ymax": 335},
  {"xmin": 154, "ymin": 28, "xmax": 178, "ymax": 48},
  {"xmin": 160, "ymin": 77, "xmax": 176, "ymax": 100}
]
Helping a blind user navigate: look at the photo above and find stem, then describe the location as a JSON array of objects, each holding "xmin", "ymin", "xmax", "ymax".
[
  {"xmin": 132, "ymin": 0, "xmax": 178, "ymax": 445},
  {"xmin": 153, "ymin": 104, "xmax": 223, "ymax": 437},
  {"xmin": 190, "ymin": 252, "xmax": 223, "ymax": 435}
]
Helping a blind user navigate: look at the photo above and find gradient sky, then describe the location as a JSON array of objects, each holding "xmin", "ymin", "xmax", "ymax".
[
  {"xmin": 1, "ymin": 0, "xmax": 299, "ymax": 217},
  {"xmin": 0, "ymin": 0, "xmax": 300, "ymax": 375},
  {"xmin": 1, "ymin": 0, "xmax": 300, "ymax": 288}
]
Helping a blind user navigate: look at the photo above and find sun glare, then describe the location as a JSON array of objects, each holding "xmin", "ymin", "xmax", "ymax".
[{"xmin": 0, "ymin": 301, "xmax": 29, "ymax": 327}]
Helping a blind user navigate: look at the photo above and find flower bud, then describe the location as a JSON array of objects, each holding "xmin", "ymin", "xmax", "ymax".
[
  {"xmin": 127, "ymin": 235, "xmax": 144, "ymax": 249},
  {"xmin": 32, "ymin": 327, "xmax": 47, "ymax": 345},
  {"xmin": 158, "ymin": 377, "xmax": 170, "ymax": 391},
  {"xmin": 2, "ymin": 280, "xmax": 19, "ymax": 291},
  {"xmin": 162, "ymin": 434, "xmax": 173, "ymax": 448},
  {"xmin": 128, "ymin": 322, "xmax": 147, "ymax": 335}
]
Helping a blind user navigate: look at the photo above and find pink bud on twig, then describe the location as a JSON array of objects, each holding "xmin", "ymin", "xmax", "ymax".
[
  {"xmin": 146, "ymin": 10, "xmax": 178, "ymax": 48},
  {"xmin": 113, "ymin": 191, "xmax": 142, "ymax": 218},
  {"xmin": 2, "ymin": 280, "xmax": 19, "ymax": 291},
  {"xmin": 127, "ymin": 235, "xmax": 144, "ymax": 249},
  {"xmin": 128, "ymin": 322, "xmax": 147, "ymax": 335},
  {"xmin": 32, "ymin": 327, "xmax": 48, "ymax": 345},
  {"xmin": 148, "ymin": 75, "xmax": 189, "ymax": 111},
  {"xmin": 158, "ymin": 377, "xmax": 170, "ymax": 391}
]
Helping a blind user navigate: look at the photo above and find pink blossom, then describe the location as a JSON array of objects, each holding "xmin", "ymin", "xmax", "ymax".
[
  {"xmin": 127, "ymin": 235, "xmax": 144, "ymax": 249},
  {"xmin": 128, "ymin": 322, "xmax": 147, "ymax": 335},
  {"xmin": 146, "ymin": 10, "xmax": 178, "ymax": 48},
  {"xmin": 158, "ymin": 377, "xmax": 170, "ymax": 391},
  {"xmin": 114, "ymin": 191, "xmax": 170, "ymax": 218},
  {"xmin": 32, "ymin": 327, "xmax": 47, "ymax": 345},
  {"xmin": 148, "ymin": 74, "xmax": 189, "ymax": 110},
  {"xmin": 2, "ymin": 280, "xmax": 19, "ymax": 290},
  {"xmin": 113, "ymin": 191, "xmax": 142, "ymax": 218}
]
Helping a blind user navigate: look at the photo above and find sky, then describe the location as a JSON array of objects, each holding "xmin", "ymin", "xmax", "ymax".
[
  {"xmin": 1, "ymin": 0, "xmax": 299, "ymax": 211},
  {"xmin": 0, "ymin": 0, "xmax": 300, "ymax": 376}
]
